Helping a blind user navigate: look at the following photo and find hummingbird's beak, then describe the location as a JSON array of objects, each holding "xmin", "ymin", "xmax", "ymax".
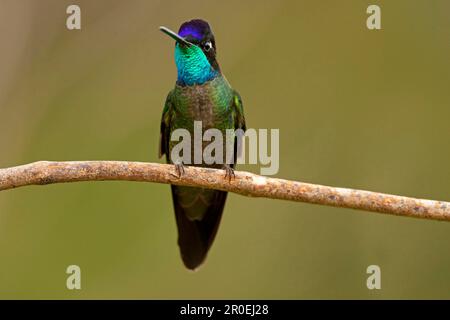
[{"xmin": 159, "ymin": 26, "xmax": 193, "ymax": 47}]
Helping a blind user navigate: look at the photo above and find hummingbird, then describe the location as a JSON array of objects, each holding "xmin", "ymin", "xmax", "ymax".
[{"xmin": 159, "ymin": 19, "xmax": 246, "ymax": 270}]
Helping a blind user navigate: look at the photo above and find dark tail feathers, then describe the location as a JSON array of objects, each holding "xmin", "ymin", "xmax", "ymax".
[{"xmin": 171, "ymin": 185, "xmax": 228, "ymax": 270}]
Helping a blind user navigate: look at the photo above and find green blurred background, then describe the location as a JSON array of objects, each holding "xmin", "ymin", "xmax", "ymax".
[{"xmin": 0, "ymin": 0, "xmax": 449, "ymax": 299}]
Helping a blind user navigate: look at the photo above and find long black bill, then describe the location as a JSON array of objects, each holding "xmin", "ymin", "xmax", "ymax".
[{"xmin": 159, "ymin": 26, "xmax": 193, "ymax": 47}]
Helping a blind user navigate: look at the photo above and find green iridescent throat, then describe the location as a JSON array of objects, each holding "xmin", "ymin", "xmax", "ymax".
[{"xmin": 175, "ymin": 44, "xmax": 218, "ymax": 86}]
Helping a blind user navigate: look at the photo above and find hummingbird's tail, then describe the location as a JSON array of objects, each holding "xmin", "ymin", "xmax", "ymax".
[{"xmin": 171, "ymin": 185, "xmax": 228, "ymax": 270}]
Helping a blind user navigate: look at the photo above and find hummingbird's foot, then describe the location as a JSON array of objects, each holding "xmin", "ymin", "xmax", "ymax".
[
  {"xmin": 222, "ymin": 164, "xmax": 235, "ymax": 182},
  {"xmin": 173, "ymin": 163, "xmax": 186, "ymax": 178}
]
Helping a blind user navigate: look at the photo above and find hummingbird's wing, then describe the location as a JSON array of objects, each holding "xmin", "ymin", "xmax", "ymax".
[
  {"xmin": 159, "ymin": 91, "xmax": 173, "ymax": 159},
  {"xmin": 231, "ymin": 90, "xmax": 246, "ymax": 132},
  {"xmin": 231, "ymin": 90, "xmax": 246, "ymax": 162}
]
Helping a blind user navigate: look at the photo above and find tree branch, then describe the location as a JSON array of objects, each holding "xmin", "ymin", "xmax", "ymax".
[{"xmin": 0, "ymin": 161, "xmax": 448, "ymax": 221}]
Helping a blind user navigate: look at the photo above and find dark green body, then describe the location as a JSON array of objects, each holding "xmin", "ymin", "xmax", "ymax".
[{"xmin": 159, "ymin": 74, "xmax": 245, "ymax": 269}]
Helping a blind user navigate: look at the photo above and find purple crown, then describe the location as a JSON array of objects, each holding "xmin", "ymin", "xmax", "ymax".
[{"xmin": 178, "ymin": 19, "xmax": 211, "ymax": 41}]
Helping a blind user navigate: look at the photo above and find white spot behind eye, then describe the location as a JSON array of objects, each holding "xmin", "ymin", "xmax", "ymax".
[{"xmin": 204, "ymin": 41, "xmax": 212, "ymax": 51}]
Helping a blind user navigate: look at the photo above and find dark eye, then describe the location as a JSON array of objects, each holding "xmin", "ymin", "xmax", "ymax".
[{"xmin": 203, "ymin": 41, "xmax": 212, "ymax": 52}]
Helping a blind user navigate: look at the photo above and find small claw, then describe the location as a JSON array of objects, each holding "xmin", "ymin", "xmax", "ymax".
[
  {"xmin": 173, "ymin": 163, "xmax": 185, "ymax": 178},
  {"xmin": 222, "ymin": 165, "xmax": 235, "ymax": 182}
]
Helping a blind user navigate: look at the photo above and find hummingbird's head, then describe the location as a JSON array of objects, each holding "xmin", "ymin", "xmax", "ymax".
[{"xmin": 160, "ymin": 19, "xmax": 220, "ymax": 86}]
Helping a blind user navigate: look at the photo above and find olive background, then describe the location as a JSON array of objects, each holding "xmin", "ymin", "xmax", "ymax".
[{"xmin": 0, "ymin": 0, "xmax": 449, "ymax": 299}]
